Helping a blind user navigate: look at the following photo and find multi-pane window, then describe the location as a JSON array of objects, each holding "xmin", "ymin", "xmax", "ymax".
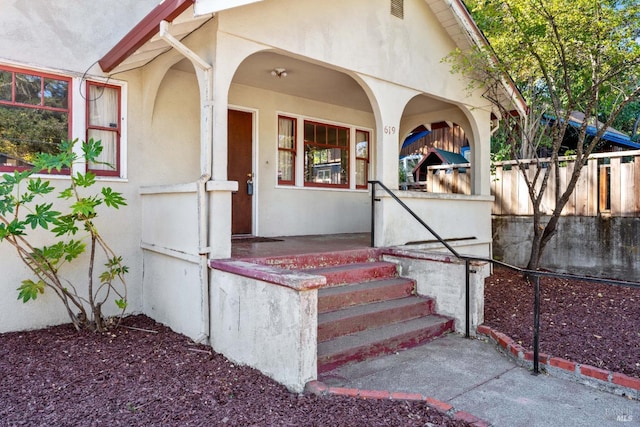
[
  {"xmin": 86, "ymin": 82, "xmax": 121, "ymax": 176},
  {"xmin": 0, "ymin": 64, "xmax": 123, "ymax": 176},
  {"xmin": 355, "ymin": 129, "xmax": 369, "ymax": 188},
  {"xmin": 277, "ymin": 116, "xmax": 296, "ymax": 185},
  {"xmin": 0, "ymin": 65, "xmax": 71, "ymax": 171},
  {"xmin": 304, "ymin": 121, "xmax": 349, "ymax": 188}
]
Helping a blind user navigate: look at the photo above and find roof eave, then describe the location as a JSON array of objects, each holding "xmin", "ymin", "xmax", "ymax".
[{"xmin": 98, "ymin": 0, "xmax": 195, "ymax": 73}]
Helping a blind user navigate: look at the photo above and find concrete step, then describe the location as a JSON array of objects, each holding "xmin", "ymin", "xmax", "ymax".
[
  {"xmin": 318, "ymin": 277, "xmax": 415, "ymax": 314},
  {"xmin": 318, "ymin": 296, "xmax": 435, "ymax": 342},
  {"xmin": 246, "ymin": 248, "xmax": 383, "ymax": 270},
  {"xmin": 304, "ymin": 261, "xmax": 398, "ymax": 286},
  {"xmin": 317, "ymin": 315, "xmax": 454, "ymax": 373}
]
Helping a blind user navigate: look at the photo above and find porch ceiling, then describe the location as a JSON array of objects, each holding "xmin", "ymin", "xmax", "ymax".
[{"xmin": 229, "ymin": 52, "xmax": 453, "ymax": 115}]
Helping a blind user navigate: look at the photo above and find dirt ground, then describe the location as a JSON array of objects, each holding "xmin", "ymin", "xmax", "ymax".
[
  {"xmin": 484, "ymin": 267, "xmax": 640, "ymax": 379},
  {"xmin": 1, "ymin": 267, "xmax": 637, "ymax": 426},
  {"xmin": 0, "ymin": 315, "xmax": 469, "ymax": 427}
]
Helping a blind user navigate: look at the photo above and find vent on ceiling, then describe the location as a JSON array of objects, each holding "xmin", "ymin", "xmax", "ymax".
[{"xmin": 391, "ymin": 0, "xmax": 404, "ymax": 19}]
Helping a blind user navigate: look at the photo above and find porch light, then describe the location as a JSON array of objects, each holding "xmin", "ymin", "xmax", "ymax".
[{"xmin": 271, "ymin": 68, "xmax": 287, "ymax": 78}]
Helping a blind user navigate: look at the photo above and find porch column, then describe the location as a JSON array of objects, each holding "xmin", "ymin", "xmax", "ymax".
[
  {"xmin": 467, "ymin": 108, "xmax": 493, "ymax": 196},
  {"xmin": 208, "ymin": 44, "xmax": 235, "ymax": 258},
  {"xmin": 357, "ymin": 75, "xmax": 419, "ymax": 247}
]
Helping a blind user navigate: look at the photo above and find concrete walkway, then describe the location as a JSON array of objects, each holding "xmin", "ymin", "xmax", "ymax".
[{"xmin": 318, "ymin": 334, "xmax": 639, "ymax": 426}]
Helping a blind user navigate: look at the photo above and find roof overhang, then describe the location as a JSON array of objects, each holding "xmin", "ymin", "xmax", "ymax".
[
  {"xmin": 425, "ymin": 0, "xmax": 528, "ymax": 117},
  {"xmin": 98, "ymin": 0, "xmax": 212, "ymax": 73}
]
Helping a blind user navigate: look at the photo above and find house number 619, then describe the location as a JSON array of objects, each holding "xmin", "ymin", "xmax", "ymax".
[{"xmin": 384, "ymin": 125, "xmax": 396, "ymax": 135}]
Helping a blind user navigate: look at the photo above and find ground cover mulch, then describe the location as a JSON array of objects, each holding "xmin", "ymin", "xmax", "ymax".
[
  {"xmin": 0, "ymin": 315, "xmax": 470, "ymax": 427},
  {"xmin": 484, "ymin": 267, "xmax": 640, "ymax": 379}
]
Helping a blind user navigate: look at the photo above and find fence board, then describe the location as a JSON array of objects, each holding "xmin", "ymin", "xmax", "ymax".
[
  {"xmin": 610, "ymin": 157, "xmax": 622, "ymax": 215},
  {"xmin": 420, "ymin": 151, "xmax": 639, "ymax": 218}
]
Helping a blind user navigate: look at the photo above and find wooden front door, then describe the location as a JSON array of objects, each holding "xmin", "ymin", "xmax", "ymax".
[{"xmin": 228, "ymin": 109, "xmax": 253, "ymax": 235}]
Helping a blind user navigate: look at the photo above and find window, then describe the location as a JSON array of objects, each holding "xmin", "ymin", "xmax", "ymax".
[
  {"xmin": 86, "ymin": 82, "xmax": 121, "ymax": 176},
  {"xmin": 304, "ymin": 121, "xmax": 349, "ymax": 188},
  {"xmin": 0, "ymin": 65, "xmax": 71, "ymax": 171},
  {"xmin": 355, "ymin": 130, "xmax": 369, "ymax": 188},
  {"xmin": 277, "ymin": 116, "xmax": 296, "ymax": 185},
  {"xmin": 0, "ymin": 64, "xmax": 124, "ymax": 177}
]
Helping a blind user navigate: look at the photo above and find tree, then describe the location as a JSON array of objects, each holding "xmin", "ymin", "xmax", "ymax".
[
  {"xmin": 0, "ymin": 139, "xmax": 128, "ymax": 331},
  {"xmin": 451, "ymin": 0, "xmax": 640, "ymax": 270}
]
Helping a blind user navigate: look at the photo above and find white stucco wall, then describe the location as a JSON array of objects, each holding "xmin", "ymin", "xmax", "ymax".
[
  {"xmin": 210, "ymin": 269, "xmax": 317, "ymax": 393},
  {"xmin": 217, "ymin": 0, "xmax": 486, "ymax": 109},
  {"xmin": 0, "ymin": 1, "xmax": 156, "ymax": 332},
  {"xmin": 0, "ymin": 0, "xmax": 157, "ymax": 73},
  {"xmin": 384, "ymin": 251, "xmax": 490, "ymax": 334}
]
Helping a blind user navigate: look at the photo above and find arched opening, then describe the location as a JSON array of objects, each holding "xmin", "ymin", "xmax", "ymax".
[
  {"xmin": 227, "ymin": 50, "xmax": 377, "ymax": 237},
  {"xmin": 399, "ymin": 95, "xmax": 477, "ymax": 195}
]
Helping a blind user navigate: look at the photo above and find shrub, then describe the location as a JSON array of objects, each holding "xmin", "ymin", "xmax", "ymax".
[{"xmin": 0, "ymin": 139, "xmax": 128, "ymax": 331}]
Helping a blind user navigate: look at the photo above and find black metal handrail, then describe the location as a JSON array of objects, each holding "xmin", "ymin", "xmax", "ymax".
[{"xmin": 369, "ymin": 180, "xmax": 640, "ymax": 374}]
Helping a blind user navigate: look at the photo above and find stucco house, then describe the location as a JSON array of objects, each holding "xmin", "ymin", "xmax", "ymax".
[{"xmin": 0, "ymin": 0, "xmax": 524, "ymax": 391}]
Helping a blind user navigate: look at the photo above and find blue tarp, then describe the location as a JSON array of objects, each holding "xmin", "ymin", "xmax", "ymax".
[
  {"xmin": 401, "ymin": 130, "xmax": 431, "ymax": 149},
  {"xmin": 567, "ymin": 119, "xmax": 640, "ymax": 150}
]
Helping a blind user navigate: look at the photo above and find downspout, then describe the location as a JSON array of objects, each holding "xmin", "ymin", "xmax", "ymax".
[{"xmin": 159, "ymin": 20, "xmax": 213, "ymax": 344}]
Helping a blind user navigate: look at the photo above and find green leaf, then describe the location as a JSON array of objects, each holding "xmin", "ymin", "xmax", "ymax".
[
  {"xmin": 63, "ymin": 240, "xmax": 85, "ymax": 262},
  {"xmin": 51, "ymin": 214, "xmax": 79, "ymax": 236},
  {"xmin": 26, "ymin": 178, "xmax": 55, "ymax": 196},
  {"xmin": 38, "ymin": 242, "xmax": 65, "ymax": 264},
  {"xmin": 7, "ymin": 219, "xmax": 26, "ymax": 236},
  {"xmin": 102, "ymin": 187, "xmax": 127, "ymax": 209},
  {"xmin": 3, "ymin": 170, "xmax": 32, "ymax": 185},
  {"xmin": 32, "ymin": 139, "xmax": 76, "ymax": 172},
  {"xmin": 82, "ymin": 138, "xmax": 104, "ymax": 164},
  {"xmin": 24, "ymin": 203, "xmax": 61, "ymax": 229},
  {"xmin": 71, "ymin": 197, "xmax": 100, "ymax": 218},
  {"xmin": 58, "ymin": 187, "xmax": 74, "ymax": 200},
  {"xmin": 115, "ymin": 298, "xmax": 128, "ymax": 310},
  {"xmin": 73, "ymin": 172, "xmax": 96, "ymax": 188},
  {"xmin": 17, "ymin": 279, "xmax": 46, "ymax": 303}
]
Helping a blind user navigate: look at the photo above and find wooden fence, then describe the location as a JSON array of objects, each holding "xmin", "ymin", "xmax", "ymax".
[
  {"xmin": 411, "ymin": 150, "xmax": 640, "ymax": 217},
  {"xmin": 491, "ymin": 150, "xmax": 640, "ymax": 217}
]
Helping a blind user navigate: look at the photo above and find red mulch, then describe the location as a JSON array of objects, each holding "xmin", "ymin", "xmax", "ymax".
[
  {"xmin": 484, "ymin": 267, "xmax": 640, "ymax": 379},
  {"xmin": 0, "ymin": 315, "xmax": 470, "ymax": 427}
]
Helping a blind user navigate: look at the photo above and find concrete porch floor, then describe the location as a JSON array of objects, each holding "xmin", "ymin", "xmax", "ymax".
[{"xmin": 231, "ymin": 233, "xmax": 371, "ymax": 259}]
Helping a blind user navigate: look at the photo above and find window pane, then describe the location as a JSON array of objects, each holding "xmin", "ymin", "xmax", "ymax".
[
  {"xmin": 304, "ymin": 144, "xmax": 347, "ymax": 185},
  {"xmin": 43, "ymin": 78, "xmax": 68, "ymax": 108},
  {"xmin": 278, "ymin": 117, "xmax": 295, "ymax": 149},
  {"xmin": 87, "ymin": 129, "xmax": 117, "ymax": 171},
  {"xmin": 327, "ymin": 127, "xmax": 337, "ymax": 146},
  {"xmin": 304, "ymin": 122, "xmax": 315, "ymax": 141},
  {"xmin": 356, "ymin": 159, "xmax": 367, "ymax": 186},
  {"xmin": 0, "ymin": 71, "xmax": 11, "ymax": 101},
  {"xmin": 316, "ymin": 124, "xmax": 326, "ymax": 144},
  {"xmin": 0, "ymin": 105, "xmax": 67, "ymax": 166},
  {"xmin": 356, "ymin": 130, "xmax": 369, "ymax": 158},
  {"xmin": 338, "ymin": 128, "xmax": 349, "ymax": 147},
  {"xmin": 88, "ymin": 85, "xmax": 118, "ymax": 128},
  {"xmin": 14, "ymin": 73, "xmax": 41, "ymax": 105},
  {"xmin": 278, "ymin": 150, "xmax": 293, "ymax": 182}
]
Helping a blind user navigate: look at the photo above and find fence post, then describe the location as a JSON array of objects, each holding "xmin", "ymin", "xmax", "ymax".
[
  {"xmin": 533, "ymin": 274, "xmax": 541, "ymax": 375},
  {"xmin": 465, "ymin": 258, "xmax": 470, "ymax": 338},
  {"xmin": 370, "ymin": 182, "xmax": 375, "ymax": 248}
]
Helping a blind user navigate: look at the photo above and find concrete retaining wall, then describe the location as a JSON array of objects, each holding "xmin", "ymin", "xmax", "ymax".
[
  {"xmin": 383, "ymin": 249, "xmax": 490, "ymax": 334},
  {"xmin": 209, "ymin": 266, "xmax": 320, "ymax": 393},
  {"xmin": 492, "ymin": 216, "xmax": 640, "ymax": 279}
]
